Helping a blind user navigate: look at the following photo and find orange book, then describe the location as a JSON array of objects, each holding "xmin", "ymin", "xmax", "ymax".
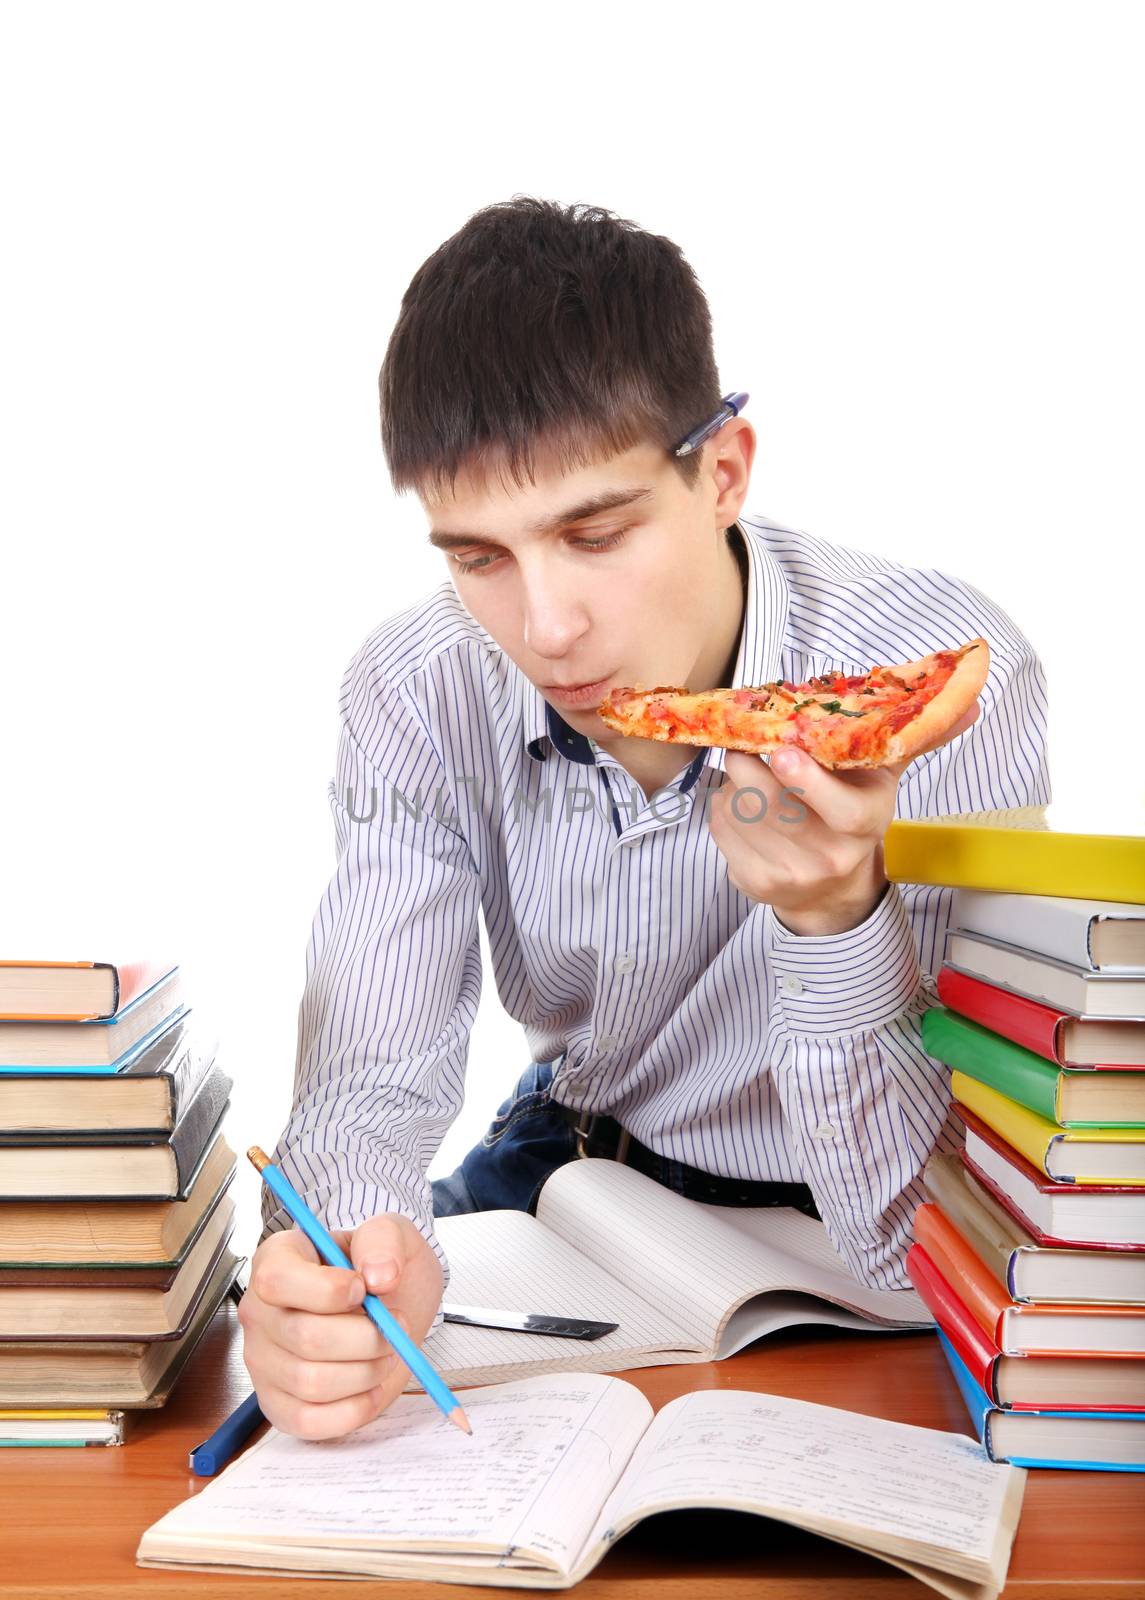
[{"xmin": 914, "ymin": 1203, "xmax": 1145, "ymax": 1358}]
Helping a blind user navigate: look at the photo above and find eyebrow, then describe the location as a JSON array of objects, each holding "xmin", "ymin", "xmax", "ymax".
[{"xmin": 427, "ymin": 486, "xmax": 654, "ymax": 552}]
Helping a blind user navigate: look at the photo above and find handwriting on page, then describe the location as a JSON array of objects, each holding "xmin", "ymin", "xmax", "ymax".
[
  {"xmin": 157, "ymin": 1375, "xmax": 650, "ymax": 1572},
  {"xmin": 604, "ymin": 1391, "xmax": 1013, "ymax": 1563}
]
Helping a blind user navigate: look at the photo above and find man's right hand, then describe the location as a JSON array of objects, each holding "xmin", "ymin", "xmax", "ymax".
[{"xmin": 239, "ymin": 1211, "xmax": 444, "ymax": 1440}]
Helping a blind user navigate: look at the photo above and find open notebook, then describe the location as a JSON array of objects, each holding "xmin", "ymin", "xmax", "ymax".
[
  {"xmin": 420, "ymin": 1158, "xmax": 930, "ymax": 1387},
  {"xmin": 137, "ymin": 1372, "xmax": 1024, "ymax": 1600}
]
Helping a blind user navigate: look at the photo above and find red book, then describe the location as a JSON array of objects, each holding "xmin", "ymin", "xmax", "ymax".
[
  {"xmin": 936, "ymin": 967, "xmax": 1145, "ymax": 1070},
  {"xmin": 906, "ymin": 1244, "xmax": 1145, "ymax": 1411},
  {"xmin": 959, "ymin": 1110, "xmax": 1145, "ymax": 1252}
]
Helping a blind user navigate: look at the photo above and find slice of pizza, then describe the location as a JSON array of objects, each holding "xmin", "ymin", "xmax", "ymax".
[{"xmin": 595, "ymin": 639, "xmax": 990, "ymax": 770}]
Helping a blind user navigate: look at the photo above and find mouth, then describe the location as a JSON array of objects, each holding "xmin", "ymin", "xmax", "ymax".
[{"xmin": 540, "ymin": 674, "xmax": 614, "ymax": 708}]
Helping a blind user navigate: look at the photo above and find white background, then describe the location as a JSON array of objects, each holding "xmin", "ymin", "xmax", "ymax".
[{"xmin": 2, "ymin": 3, "xmax": 1143, "ymax": 1246}]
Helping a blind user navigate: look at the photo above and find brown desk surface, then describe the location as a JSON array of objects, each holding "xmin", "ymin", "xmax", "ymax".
[{"xmin": 2, "ymin": 1305, "xmax": 1143, "ymax": 1598}]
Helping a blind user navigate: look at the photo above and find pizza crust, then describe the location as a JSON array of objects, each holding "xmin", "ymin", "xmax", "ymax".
[{"xmin": 881, "ymin": 639, "xmax": 990, "ymax": 766}]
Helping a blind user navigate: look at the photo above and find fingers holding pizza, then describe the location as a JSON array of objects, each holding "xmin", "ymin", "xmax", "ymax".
[{"xmin": 595, "ymin": 639, "xmax": 989, "ymax": 937}]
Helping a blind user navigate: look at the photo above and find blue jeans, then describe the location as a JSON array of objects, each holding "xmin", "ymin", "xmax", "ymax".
[
  {"xmin": 430, "ymin": 1059, "xmax": 820, "ymax": 1219},
  {"xmin": 431, "ymin": 1060, "xmax": 576, "ymax": 1218}
]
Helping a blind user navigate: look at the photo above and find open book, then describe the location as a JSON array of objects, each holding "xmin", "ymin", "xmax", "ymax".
[
  {"xmin": 137, "ymin": 1372, "xmax": 1024, "ymax": 1600},
  {"xmin": 421, "ymin": 1158, "xmax": 930, "ymax": 1386}
]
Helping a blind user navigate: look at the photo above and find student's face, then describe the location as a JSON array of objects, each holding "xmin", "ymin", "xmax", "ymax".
[{"xmin": 420, "ymin": 424, "xmax": 755, "ymax": 748}]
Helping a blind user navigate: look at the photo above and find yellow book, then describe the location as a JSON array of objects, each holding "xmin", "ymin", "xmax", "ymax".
[
  {"xmin": 884, "ymin": 805, "xmax": 1145, "ymax": 901},
  {"xmin": 0, "ymin": 1408, "xmax": 112, "ymax": 1420},
  {"xmin": 951, "ymin": 1070, "xmax": 1145, "ymax": 1186}
]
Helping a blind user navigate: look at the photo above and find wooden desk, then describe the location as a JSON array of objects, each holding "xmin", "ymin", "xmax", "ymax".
[{"xmin": 2, "ymin": 1305, "xmax": 1142, "ymax": 1597}]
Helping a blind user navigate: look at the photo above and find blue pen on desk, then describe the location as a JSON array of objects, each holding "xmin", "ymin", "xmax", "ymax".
[
  {"xmin": 248, "ymin": 1146, "xmax": 472, "ymax": 1436},
  {"xmin": 189, "ymin": 1389, "xmax": 265, "ymax": 1476}
]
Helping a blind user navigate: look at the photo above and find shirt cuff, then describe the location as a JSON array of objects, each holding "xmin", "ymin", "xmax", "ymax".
[{"xmin": 766, "ymin": 881, "xmax": 923, "ymax": 1038}]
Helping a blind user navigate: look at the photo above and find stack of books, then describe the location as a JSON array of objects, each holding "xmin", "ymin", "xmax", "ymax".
[
  {"xmin": 0, "ymin": 959, "xmax": 240, "ymax": 1446},
  {"xmin": 894, "ymin": 813, "xmax": 1145, "ymax": 1472}
]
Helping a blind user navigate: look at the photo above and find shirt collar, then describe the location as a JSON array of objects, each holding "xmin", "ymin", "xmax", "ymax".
[{"xmin": 522, "ymin": 517, "xmax": 790, "ymax": 772}]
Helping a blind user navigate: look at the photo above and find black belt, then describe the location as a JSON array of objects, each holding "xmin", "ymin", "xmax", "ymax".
[{"xmin": 561, "ymin": 1104, "xmax": 819, "ymax": 1213}]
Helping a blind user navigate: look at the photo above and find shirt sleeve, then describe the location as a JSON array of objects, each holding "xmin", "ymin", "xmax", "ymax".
[
  {"xmin": 766, "ymin": 620, "xmax": 1052, "ymax": 1288},
  {"xmin": 260, "ymin": 643, "xmax": 483, "ymax": 1296}
]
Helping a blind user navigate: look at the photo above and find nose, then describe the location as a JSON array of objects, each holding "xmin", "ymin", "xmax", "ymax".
[{"xmin": 520, "ymin": 561, "xmax": 590, "ymax": 660}]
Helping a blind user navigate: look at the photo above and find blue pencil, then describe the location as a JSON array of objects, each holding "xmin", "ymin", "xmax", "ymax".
[
  {"xmin": 247, "ymin": 1146, "xmax": 471, "ymax": 1435},
  {"xmin": 189, "ymin": 1388, "xmax": 265, "ymax": 1476}
]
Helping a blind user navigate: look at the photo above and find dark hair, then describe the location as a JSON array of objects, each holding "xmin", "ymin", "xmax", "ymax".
[{"xmin": 379, "ymin": 196, "xmax": 722, "ymax": 498}]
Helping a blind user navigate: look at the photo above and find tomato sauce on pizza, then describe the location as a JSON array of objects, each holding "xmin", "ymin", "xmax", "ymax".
[{"xmin": 595, "ymin": 639, "xmax": 989, "ymax": 770}]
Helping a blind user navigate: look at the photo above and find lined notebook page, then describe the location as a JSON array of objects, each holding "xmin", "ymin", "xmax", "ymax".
[
  {"xmin": 586, "ymin": 1390, "xmax": 1023, "ymax": 1596},
  {"xmin": 697, "ymin": 1200, "xmax": 931, "ymax": 1348},
  {"xmin": 537, "ymin": 1160, "xmax": 929, "ymax": 1350},
  {"xmin": 421, "ymin": 1210, "xmax": 703, "ymax": 1386},
  {"xmin": 139, "ymin": 1375, "xmax": 651, "ymax": 1580}
]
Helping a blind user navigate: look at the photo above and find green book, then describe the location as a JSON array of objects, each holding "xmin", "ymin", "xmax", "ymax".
[{"xmin": 921, "ymin": 1006, "xmax": 1145, "ymax": 1129}]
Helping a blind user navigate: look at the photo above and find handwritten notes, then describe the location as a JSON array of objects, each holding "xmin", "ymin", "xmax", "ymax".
[
  {"xmin": 139, "ymin": 1375, "xmax": 1023, "ymax": 1598},
  {"xmin": 144, "ymin": 1375, "xmax": 650, "ymax": 1576},
  {"xmin": 593, "ymin": 1389, "xmax": 1020, "ymax": 1582}
]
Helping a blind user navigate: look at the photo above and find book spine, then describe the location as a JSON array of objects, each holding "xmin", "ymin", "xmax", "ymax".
[
  {"xmin": 947, "ymin": 932, "xmax": 1145, "ymax": 1021},
  {"xmin": 952, "ymin": 889, "xmax": 1096, "ymax": 970},
  {"xmin": 922, "ymin": 1154, "xmax": 1024, "ymax": 1286},
  {"xmin": 168, "ymin": 1068, "xmax": 232, "ymax": 1193},
  {"xmin": 913, "ymin": 1205, "xmax": 1009, "ymax": 1342},
  {"xmin": 906, "ymin": 1244, "xmax": 1000, "ymax": 1398},
  {"xmin": 884, "ymin": 821, "xmax": 1145, "ymax": 902},
  {"xmin": 950, "ymin": 1079, "xmax": 1145, "ymax": 1181},
  {"xmin": 960, "ymin": 1143, "xmax": 1145, "ymax": 1253},
  {"xmin": 934, "ymin": 1328, "xmax": 994, "ymax": 1452},
  {"xmin": 936, "ymin": 968, "xmax": 1066, "ymax": 1064},
  {"xmin": 923, "ymin": 1007, "xmax": 1061, "ymax": 1121},
  {"xmin": 951, "ymin": 1071, "xmax": 1057, "ymax": 1174}
]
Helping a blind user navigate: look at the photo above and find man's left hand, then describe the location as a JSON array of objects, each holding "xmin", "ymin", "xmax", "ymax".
[{"xmin": 707, "ymin": 704, "xmax": 981, "ymax": 937}]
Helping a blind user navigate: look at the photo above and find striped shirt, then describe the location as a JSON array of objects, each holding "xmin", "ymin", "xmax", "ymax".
[{"xmin": 265, "ymin": 513, "xmax": 1051, "ymax": 1290}]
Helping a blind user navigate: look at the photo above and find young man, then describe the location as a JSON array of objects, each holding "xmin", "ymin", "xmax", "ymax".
[{"xmin": 239, "ymin": 198, "xmax": 1050, "ymax": 1440}]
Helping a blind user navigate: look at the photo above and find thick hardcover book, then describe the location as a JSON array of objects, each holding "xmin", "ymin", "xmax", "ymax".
[
  {"xmin": 945, "ymin": 929, "xmax": 1145, "ymax": 1020},
  {"xmin": 0, "ymin": 1065, "xmax": 232, "ymax": 1199},
  {"xmin": 883, "ymin": 805, "xmax": 1145, "ymax": 901},
  {"xmin": 960, "ymin": 1112, "xmax": 1145, "ymax": 1250},
  {"xmin": 936, "ymin": 967, "xmax": 1145, "ymax": 1068},
  {"xmin": 0, "ymin": 1014, "xmax": 216, "ymax": 1134},
  {"xmin": 0, "ymin": 1133, "xmax": 236, "ymax": 1264},
  {"xmin": 905, "ymin": 1244, "xmax": 1145, "ymax": 1412},
  {"xmin": 0, "ymin": 960, "xmax": 177, "ymax": 1021},
  {"xmin": 923, "ymin": 1151, "xmax": 1145, "ymax": 1303},
  {"xmin": 914, "ymin": 1203, "xmax": 1145, "ymax": 1356},
  {"xmin": 951, "ymin": 1071, "xmax": 1145, "ymax": 1184},
  {"xmin": 938, "ymin": 1329, "xmax": 1145, "ymax": 1471},
  {"xmin": 0, "ymin": 969, "xmax": 185, "ymax": 1072},
  {"xmin": 951, "ymin": 890, "xmax": 1145, "ymax": 972},
  {"xmin": 136, "ymin": 1370, "xmax": 1025, "ymax": 1598},
  {"xmin": 0, "ymin": 1247, "xmax": 240, "ymax": 1407},
  {"xmin": 922, "ymin": 1007, "xmax": 1145, "ymax": 1126},
  {"xmin": 0, "ymin": 1193, "xmax": 236, "ymax": 1339}
]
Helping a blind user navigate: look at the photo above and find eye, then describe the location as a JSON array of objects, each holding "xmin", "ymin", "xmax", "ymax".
[
  {"xmin": 572, "ymin": 528, "xmax": 628, "ymax": 554},
  {"xmin": 452, "ymin": 526, "xmax": 630, "ymax": 577},
  {"xmin": 452, "ymin": 550, "xmax": 501, "ymax": 575}
]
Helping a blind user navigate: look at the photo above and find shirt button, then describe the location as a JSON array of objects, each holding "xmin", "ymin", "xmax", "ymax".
[
  {"xmin": 813, "ymin": 1122, "xmax": 838, "ymax": 1142},
  {"xmin": 779, "ymin": 974, "xmax": 804, "ymax": 996},
  {"xmin": 614, "ymin": 953, "xmax": 636, "ymax": 975}
]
